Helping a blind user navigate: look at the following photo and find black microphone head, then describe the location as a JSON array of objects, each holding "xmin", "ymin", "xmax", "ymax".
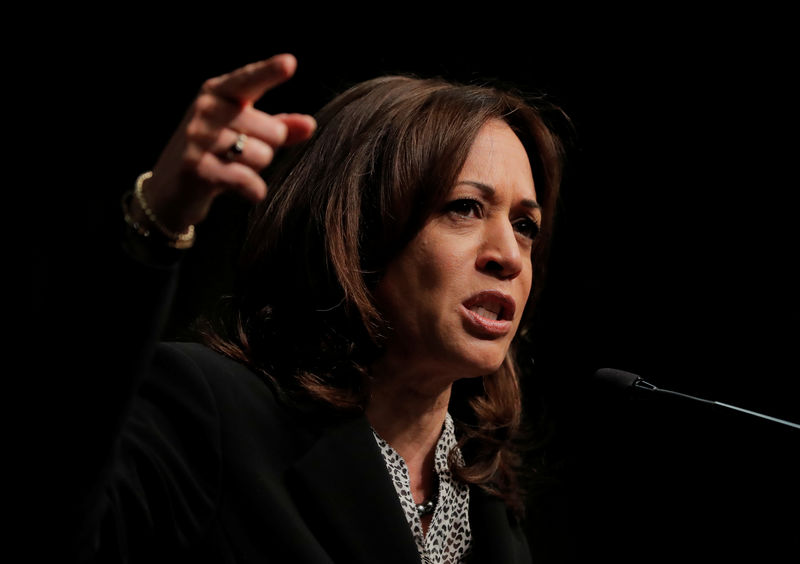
[{"xmin": 593, "ymin": 368, "xmax": 642, "ymax": 391}]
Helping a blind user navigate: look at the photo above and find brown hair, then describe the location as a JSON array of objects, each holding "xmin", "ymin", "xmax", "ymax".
[{"xmin": 201, "ymin": 74, "xmax": 566, "ymax": 515}]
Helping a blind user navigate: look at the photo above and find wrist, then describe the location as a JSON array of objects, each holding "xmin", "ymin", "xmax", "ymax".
[
  {"xmin": 123, "ymin": 171, "xmax": 196, "ymax": 250},
  {"xmin": 121, "ymin": 190, "xmax": 185, "ymax": 265}
]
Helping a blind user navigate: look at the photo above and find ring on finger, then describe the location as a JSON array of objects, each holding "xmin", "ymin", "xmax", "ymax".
[{"xmin": 224, "ymin": 132, "xmax": 248, "ymax": 160}]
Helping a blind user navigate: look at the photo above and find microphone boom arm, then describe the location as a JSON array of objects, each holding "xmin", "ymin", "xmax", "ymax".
[{"xmin": 632, "ymin": 376, "xmax": 800, "ymax": 430}]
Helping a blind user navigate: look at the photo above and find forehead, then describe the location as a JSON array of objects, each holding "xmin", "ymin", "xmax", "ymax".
[{"xmin": 458, "ymin": 119, "xmax": 537, "ymax": 202}]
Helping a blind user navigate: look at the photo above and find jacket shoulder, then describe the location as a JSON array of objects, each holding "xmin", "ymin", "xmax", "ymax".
[{"xmin": 151, "ymin": 341, "xmax": 290, "ymax": 421}]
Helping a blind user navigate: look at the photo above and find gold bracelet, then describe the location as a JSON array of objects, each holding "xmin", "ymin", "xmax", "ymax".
[
  {"xmin": 134, "ymin": 171, "xmax": 196, "ymax": 249},
  {"xmin": 121, "ymin": 190, "xmax": 151, "ymax": 238}
]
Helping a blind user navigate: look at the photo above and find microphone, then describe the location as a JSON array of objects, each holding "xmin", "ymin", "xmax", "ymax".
[{"xmin": 594, "ymin": 368, "xmax": 800, "ymax": 431}]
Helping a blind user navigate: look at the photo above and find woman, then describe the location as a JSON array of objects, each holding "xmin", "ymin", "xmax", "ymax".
[{"xmin": 75, "ymin": 53, "xmax": 565, "ymax": 563}]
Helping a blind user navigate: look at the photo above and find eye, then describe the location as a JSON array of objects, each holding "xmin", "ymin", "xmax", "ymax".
[
  {"xmin": 444, "ymin": 198, "xmax": 483, "ymax": 219},
  {"xmin": 513, "ymin": 217, "xmax": 540, "ymax": 240}
]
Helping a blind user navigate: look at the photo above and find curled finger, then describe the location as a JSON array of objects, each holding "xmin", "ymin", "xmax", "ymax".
[
  {"xmin": 214, "ymin": 129, "xmax": 275, "ymax": 171},
  {"xmin": 196, "ymin": 152, "xmax": 268, "ymax": 202},
  {"xmin": 274, "ymin": 113, "xmax": 318, "ymax": 145},
  {"xmin": 228, "ymin": 106, "xmax": 290, "ymax": 148}
]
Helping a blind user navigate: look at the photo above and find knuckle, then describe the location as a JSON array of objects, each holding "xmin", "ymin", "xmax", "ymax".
[
  {"xmin": 195, "ymin": 153, "xmax": 226, "ymax": 184},
  {"xmin": 244, "ymin": 138, "xmax": 274, "ymax": 171},
  {"xmin": 185, "ymin": 119, "xmax": 212, "ymax": 143},
  {"xmin": 201, "ymin": 76, "xmax": 220, "ymax": 93},
  {"xmin": 259, "ymin": 143, "xmax": 275, "ymax": 168},
  {"xmin": 194, "ymin": 93, "xmax": 219, "ymax": 117},
  {"xmin": 274, "ymin": 120, "xmax": 289, "ymax": 144},
  {"xmin": 182, "ymin": 148, "xmax": 206, "ymax": 172}
]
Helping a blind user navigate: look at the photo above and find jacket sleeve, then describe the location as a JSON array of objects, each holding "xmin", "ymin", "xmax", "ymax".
[
  {"xmin": 81, "ymin": 341, "xmax": 224, "ymax": 562},
  {"xmin": 27, "ymin": 224, "xmax": 223, "ymax": 562}
]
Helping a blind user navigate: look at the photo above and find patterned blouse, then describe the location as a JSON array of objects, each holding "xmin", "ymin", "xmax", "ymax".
[{"xmin": 372, "ymin": 413, "xmax": 472, "ymax": 564}]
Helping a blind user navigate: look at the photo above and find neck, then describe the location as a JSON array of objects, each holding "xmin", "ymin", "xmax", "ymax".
[
  {"xmin": 367, "ymin": 380, "xmax": 451, "ymax": 463},
  {"xmin": 366, "ymin": 358, "xmax": 453, "ymax": 503}
]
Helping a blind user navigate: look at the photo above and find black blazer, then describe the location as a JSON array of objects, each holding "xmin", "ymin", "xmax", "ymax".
[
  {"xmin": 77, "ymin": 342, "xmax": 532, "ymax": 563},
  {"xmin": 65, "ymin": 248, "xmax": 532, "ymax": 563}
]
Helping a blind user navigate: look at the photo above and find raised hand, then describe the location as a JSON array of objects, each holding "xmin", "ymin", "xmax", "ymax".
[{"xmin": 132, "ymin": 54, "xmax": 316, "ymax": 236}]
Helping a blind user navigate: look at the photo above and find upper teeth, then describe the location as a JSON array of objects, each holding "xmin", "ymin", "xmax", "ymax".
[{"xmin": 471, "ymin": 305, "xmax": 500, "ymax": 321}]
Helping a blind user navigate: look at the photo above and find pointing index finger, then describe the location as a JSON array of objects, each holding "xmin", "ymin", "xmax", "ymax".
[{"xmin": 204, "ymin": 53, "xmax": 298, "ymax": 105}]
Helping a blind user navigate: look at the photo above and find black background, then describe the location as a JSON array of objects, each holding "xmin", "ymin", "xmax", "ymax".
[{"xmin": 26, "ymin": 10, "xmax": 798, "ymax": 562}]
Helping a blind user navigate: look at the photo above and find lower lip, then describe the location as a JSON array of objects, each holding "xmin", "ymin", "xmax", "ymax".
[{"xmin": 460, "ymin": 305, "xmax": 513, "ymax": 337}]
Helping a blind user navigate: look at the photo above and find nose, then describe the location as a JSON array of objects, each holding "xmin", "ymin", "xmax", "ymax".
[{"xmin": 476, "ymin": 217, "xmax": 524, "ymax": 279}]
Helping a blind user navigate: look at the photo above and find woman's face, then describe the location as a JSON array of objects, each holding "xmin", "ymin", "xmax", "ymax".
[{"xmin": 374, "ymin": 119, "xmax": 540, "ymax": 382}]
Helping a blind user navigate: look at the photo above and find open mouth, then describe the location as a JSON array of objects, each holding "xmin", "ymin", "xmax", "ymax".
[
  {"xmin": 462, "ymin": 290, "xmax": 516, "ymax": 333},
  {"xmin": 469, "ymin": 305, "xmax": 502, "ymax": 321},
  {"xmin": 462, "ymin": 291, "xmax": 516, "ymax": 325}
]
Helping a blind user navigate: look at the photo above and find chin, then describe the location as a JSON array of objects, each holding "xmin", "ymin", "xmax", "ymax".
[{"xmin": 459, "ymin": 344, "xmax": 509, "ymax": 377}]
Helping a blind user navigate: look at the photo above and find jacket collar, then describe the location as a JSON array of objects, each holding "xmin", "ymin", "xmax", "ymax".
[
  {"xmin": 287, "ymin": 412, "xmax": 531, "ymax": 563},
  {"xmin": 286, "ymin": 414, "xmax": 421, "ymax": 564}
]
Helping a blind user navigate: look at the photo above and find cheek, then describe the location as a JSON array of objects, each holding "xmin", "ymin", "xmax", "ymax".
[
  {"xmin": 523, "ymin": 268, "xmax": 534, "ymax": 299},
  {"xmin": 405, "ymin": 236, "xmax": 464, "ymax": 293},
  {"xmin": 515, "ymin": 269, "xmax": 534, "ymax": 320},
  {"xmin": 377, "ymin": 228, "xmax": 476, "ymax": 322},
  {"xmin": 375, "ymin": 249, "xmax": 443, "ymax": 323}
]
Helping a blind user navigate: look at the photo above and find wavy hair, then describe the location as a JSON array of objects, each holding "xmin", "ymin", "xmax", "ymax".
[{"xmin": 200, "ymin": 74, "xmax": 566, "ymax": 516}]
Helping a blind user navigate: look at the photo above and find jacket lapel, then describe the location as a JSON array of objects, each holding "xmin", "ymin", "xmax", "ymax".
[
  {"xmin": 286, "ymin": 414, "xmax": 421, "ymax": 564},
  {"xmin": 469, "ymin": 488, "xmax": 532, "ymax": 563}
]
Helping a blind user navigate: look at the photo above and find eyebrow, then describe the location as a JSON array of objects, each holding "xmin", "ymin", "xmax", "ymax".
[{"xmin": 456, "ymin": 180, "xmax": 541, "ymax": 211}]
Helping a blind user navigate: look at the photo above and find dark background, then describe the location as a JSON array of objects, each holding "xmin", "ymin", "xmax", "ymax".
[{"xmin": 27, "ymin": 11, "xmax": 798, "ymax": 563}]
